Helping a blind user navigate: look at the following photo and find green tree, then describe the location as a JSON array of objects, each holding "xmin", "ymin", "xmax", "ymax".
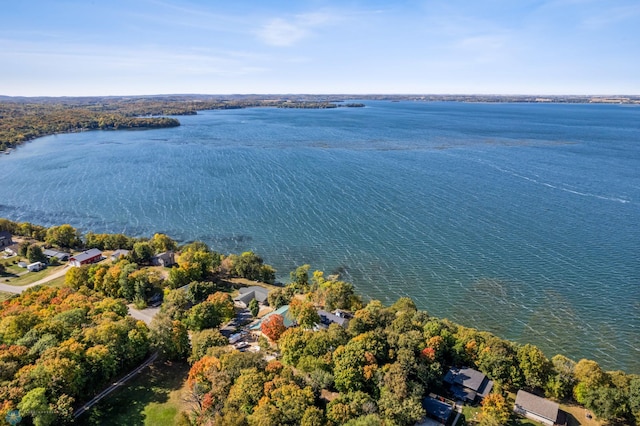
[
  {"xmin": 268, "ymin": 288, "xmax": 291, "ymax": 309},
  {"xmin": 249, "ymin": 298, "xmax": 260, "ymax": 317},
  {"xmin": 187, "ymin": 281, "xmax": 217, "ymax": 304},
  {"xmin": 289, "ymin": 298, "xmax": 320, "ymax": 328},
  {"xmin": 26, "ymin": 244, "xmax": 47, "ymax": 263},
  {"xmin": 18, "ymin": 387, "xmax": 56, "ymax": 426},
  {"xmin": 149, "ymin": 312, "xmax": 190, "ymax": 360},
  {"xmin": 45, "ymin": 224, "xmax": 80, "ymax": 249},
  {"xmin": 517, "ymin": 344, "xmax": 551, "ymax": 389},
  {"xmin": 150, "ymin": 233, "xmax": 177, "ymax": 253},
  {"xmin": 190, "ymin": 329, "xmax": 228, "ymax": 362},
  {"xmin": 224, "ymin": 367, "xmax": 268, "ymax": 415},
  {"xmin": 131, "ymin": 241, "xmax": 154, "ymax": 264},
  {"xmin": 290, "ymin": 264, "xmax": 310, "ymax": 292},
  {"xmin": 546, "ymin": 354, "xmax": 576, "ymax": 400}
]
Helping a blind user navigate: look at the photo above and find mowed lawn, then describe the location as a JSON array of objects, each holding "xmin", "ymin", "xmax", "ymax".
[{"xmin": 77, "ymin": 360, "xmax": 190, "ymax": 426}]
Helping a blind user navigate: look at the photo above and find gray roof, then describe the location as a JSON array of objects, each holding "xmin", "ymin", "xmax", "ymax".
[
  {"xmin": 0, "ymin": 231, "xmax": 12, "ymax": 240},
  {"xmin": 70, "ymin": 248, "xmax": 102, "ymax": 263},
  {"xmin": 238, "ymin": 286, "xmax": 269, "ymax": 303},
  {"xmin": 444, "ymin": 367, "xmax": 493, "ymax": 400},
  {"xmin": 515, "ymin": 390, "xmax": 559, "ymax": 422},
  {"xmin": 111, "ymin": 249, "xmax": 130, "ymax": 258},
  {"xmin": 317, "ymin": 310, "xmax": 348, "ymax": 327},
  {"xmin": 43, "ymin": 249, "xmax": 70, "ymax": 259},
  {"xmin": 445, "ymin": 367, "xmax": 486, "ymax": 392},
  {"xmin": 235, "ymin": 291, "xmax": 258, "ymax": 305}
]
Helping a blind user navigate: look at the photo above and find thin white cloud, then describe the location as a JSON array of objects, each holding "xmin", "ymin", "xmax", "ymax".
[{"xmin": 256, "ymin": 11, "xmax": 343, "ymax": 47}]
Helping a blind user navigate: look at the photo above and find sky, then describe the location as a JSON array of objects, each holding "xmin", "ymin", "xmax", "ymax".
[{"xmin": 1, "ymin": 0, "xmax": 639, "ymax": 96}]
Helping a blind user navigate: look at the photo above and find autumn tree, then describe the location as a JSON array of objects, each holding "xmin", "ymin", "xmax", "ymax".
[
  {"xmin": 289, "ymin": 298, "xmax": 320, "ymax": 328},
  {"xmin": 150, "ymin": 233, "xmax": 177, "ymax": 253},
  {"xmin": 261, "ymin": 314, "xmax": 287, "ymax": 342},
  {"xmin": 479, "ymin": 393, "xmax": 511, "ymax": 426}
]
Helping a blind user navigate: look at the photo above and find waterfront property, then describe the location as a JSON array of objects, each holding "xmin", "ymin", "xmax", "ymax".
[
  {"xmin": 43, "ymin": 249, "xmax": 70, "ymax": 261},
  {"xmin": 110, "ymin": 249, "xmax": 130, "ymax": 261},
  {"xmin": 0, "ymin": 231, "xmax": 13, "ymax": 248},
  {"xmin": 421, "ymin": 396, "xmax": 454, "ymax": 425},
  {"xmin": 250, "ymin": 304, "xmax": 294, "ymax": 331},
  {"xmin": 444, "ymin": 367, "xmax": 494, "ymax": 403},
  {"xmin": 316, "ymin": 309, "xmax": 349, "ymax": 328},
  {"xmin": 234, "ymin": 285, "xmax": 270, "ymax": 308},
  {"xmin": 151, "ymin": 251, "xmax": 175, "ymax": 267},
  {"xmin": 69, "ymin": 248, "xmax": 103, "ymax": 267},
  {"xmin": 514, "ymin": 390, "xmax": 567, "ymax": 426}
]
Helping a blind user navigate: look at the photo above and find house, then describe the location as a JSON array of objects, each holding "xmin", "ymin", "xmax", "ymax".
[
  {"xmin": 316, "ymin": 309, "xmax": 349, "ymax": 328},
  {"xmin": 514, "ymin": 390, "xmax": 567, "ymax": 426},
  {"xmin": 421, "ymin": 396, "xmax": 454, "ymax": 425},
  {"xmin": 17, "ymin": 261, "xmax": 27, "ymax": 268},
  {"xmin": 151, "ymin": 251, "xmax": 175, "ymax": 267},
  {"xmin": 0, "ymin": 231, "xmax": 13, "ymax": 249},
  {"xmin": 444, "ymin": 367, "xmax": 494, "ymax": 403},
  {"xmin": 234, "ymin": 286, "xmax": 270, "ymax": 308},
  {"xmin": 110, "ymin": 249, "xmax": 130, "ymax": 261},
  {"xmin": 4, "ymin": 244, "xmax": 20, "ymax": 256},
  {"xmin": 27, "ymin": 261, "xmax": 45, "ymax": 272},
  {"xmin": 69, "ymin": 248, "xmax": 103, "ymax": 267},
  {"xmin": 43, "ymin": 249, "xmax": 70, "ymax": 261},
  {"xmin": 250, "ymin": 305, "xmax": 295, "ymax": 331}
]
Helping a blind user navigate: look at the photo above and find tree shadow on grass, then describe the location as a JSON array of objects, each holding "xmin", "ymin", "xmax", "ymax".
[{"xmin": 77, "ymin": 360, "xmax": 190, "ymax": 426}]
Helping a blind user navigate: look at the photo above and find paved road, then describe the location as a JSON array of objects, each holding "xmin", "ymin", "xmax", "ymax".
[
  {"xmin": 128, "ymin": 306, "xmax": 160, "ymax": 325},
  {"xmin": 0, "ymin": 265, "xmax": 69, "ymax": 294},
  {"xmin": 74, "ymin": 352, "xmax": 159, "ymax": 419}
]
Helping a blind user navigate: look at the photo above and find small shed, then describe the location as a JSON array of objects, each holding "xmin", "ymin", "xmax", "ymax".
[{"xmin": 27, "ymin": 262, "xmax": 45, "ymax": 272}]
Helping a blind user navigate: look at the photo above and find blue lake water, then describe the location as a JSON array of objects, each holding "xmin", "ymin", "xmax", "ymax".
[{"xmin": 1, "ymin": 101, "xmax": 638, "ymax": 372}]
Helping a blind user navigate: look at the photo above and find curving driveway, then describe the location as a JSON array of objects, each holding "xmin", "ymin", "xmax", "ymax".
[{"xmin": 0, "ymin": 265, "xmax": 69, "ymax": 294}]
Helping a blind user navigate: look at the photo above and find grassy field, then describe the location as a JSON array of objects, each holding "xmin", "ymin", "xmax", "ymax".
[
  {"xmin": 459, "ymin": 404, "xmax": 540, "ymax": 426},
  {"xmin": 77, "ymin": 360, "xmax": 190, "ymax": 426},
  {"xmin": 0, "ymin": 291, "xmax": 15, "ymax": 302},
  {"xmin": 0, "ymin": 263, "xmax": 66, "ymax": 286}
]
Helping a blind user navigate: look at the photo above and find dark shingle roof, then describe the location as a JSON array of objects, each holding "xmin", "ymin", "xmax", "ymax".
[
  {"xmin": 445, "ymin": 367, "xmax": 486, "ymax": 392},
  {"xmin": 423, "ymin": 397, "xmax": 453, "ymax": 422}
]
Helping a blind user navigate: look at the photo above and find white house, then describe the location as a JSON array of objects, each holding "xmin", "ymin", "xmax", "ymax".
[
  {"xmin": 514, "ymin": 390, "xmax": 566, "ymax": 426},
  {"xmin": 27, "ymin": 262, "xmax": 45, "ymax": 272}
]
